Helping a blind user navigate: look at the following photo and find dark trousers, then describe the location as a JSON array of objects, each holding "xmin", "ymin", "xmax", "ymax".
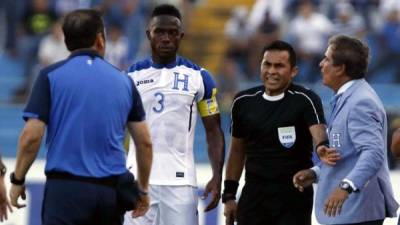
[
  {"xmin": 237, "ymin": 181, "xmax": 313, "ymax": 225},
  {"xmin": 42, "ymin": 176, "xmax": 124, "ymax": 225},
  {"xmin": 333, "ymin": 219, "xmax": 384, "ymax": 225}
]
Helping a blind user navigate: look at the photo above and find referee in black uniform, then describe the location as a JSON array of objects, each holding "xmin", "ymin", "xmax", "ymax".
[{"xmin": 222, "ymin": 40, "xmax": 328, "ymax": 225}]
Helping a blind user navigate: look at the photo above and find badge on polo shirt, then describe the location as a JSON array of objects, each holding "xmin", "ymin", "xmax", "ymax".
[
  {"xmin": 331, "ymin": 133, "xmax": 341, "ymax": 148},
  {"xmin": 278, "ymin": 126, "xmax": 296, "ymax": 148}
]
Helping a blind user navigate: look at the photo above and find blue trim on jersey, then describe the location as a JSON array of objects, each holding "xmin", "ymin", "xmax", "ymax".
[
  {"xmin": 128, "ymin": 56, "xmax": 203, "ymax": 72},
  {"xmin": 200, "ymin": 70, "xmax": 216, "ymax": 100},
  {"xmin": 128, "ymin": 58, "xmax": 152, "ymax": 72},
  {"xmin": 176, "ymin": 56, "xmax": 201, "ymax": 70},
  {"xmin": 128, "ymin": 56, "xmax": 217, "ymax": 101}
]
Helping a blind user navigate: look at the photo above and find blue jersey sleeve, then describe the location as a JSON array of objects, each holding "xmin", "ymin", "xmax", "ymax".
[
  {"xmin": 200, "ymin": 69, "xmax": 217, "ymax": 100},
  {"xmin": 23, "ymin": 70, "xmax": 51, "ymax": 123},
  {"xmin": 128, "ymin": 81, "xmax": 145, "ymax": 122}
]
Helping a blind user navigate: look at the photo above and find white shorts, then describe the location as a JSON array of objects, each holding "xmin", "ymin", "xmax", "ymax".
[{"xmin": 123, "ymin": 185, "xmax": 199, "ymax": 225}]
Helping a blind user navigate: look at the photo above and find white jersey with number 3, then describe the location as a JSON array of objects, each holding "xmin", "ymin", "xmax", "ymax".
[{"xmin": 126, "ymin": 56, "xmax": 219, "ymax": 187}]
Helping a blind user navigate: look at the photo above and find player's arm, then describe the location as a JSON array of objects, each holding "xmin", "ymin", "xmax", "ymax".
[
  {"xmin": 198, "ymin": 70, "xmax": 225, "ymax": 211},
  {"xmin": 200, "ymin": 112, "xmax": 225, "ymax": 211},
  {"xmin": 201, "ymin": 113, "xmax": 225, "ymax": 209},
  {"xmin": 202, "ymin": 114, "xmax": 225, "ymax": 179},
  {"xmin": 391, "ymin": 128, "xmax": 400, "ymax": 158}
]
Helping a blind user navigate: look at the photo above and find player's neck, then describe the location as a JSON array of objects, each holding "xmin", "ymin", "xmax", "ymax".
[{"xmin": 152, "ymin": 55, "xmax": 177, "ymax": 65}]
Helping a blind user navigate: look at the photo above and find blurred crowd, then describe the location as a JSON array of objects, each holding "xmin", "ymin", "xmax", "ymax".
[
  {"xmin": 0, "ymin": 0, "xmax": 195, "ymax": 102},
  {"xmin": 219, "ymin": 0, "xmax": 400, "ymax": 106},
  {"xmin": 0, "ymin": 0, "xmax": 399, "ymax": 104}
]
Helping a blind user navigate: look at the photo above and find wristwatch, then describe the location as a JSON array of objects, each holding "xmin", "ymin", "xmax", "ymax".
[
  {"xmin": 10, "ymin": 172, "xmax": 25, "ymax": 185},
  {"xmin": 339, "ymin": 181, "xmax": 353, "ymax": 194},
  {"xmin": 0, "ymin": 165, "xmax": 6, "ymax": 177}
]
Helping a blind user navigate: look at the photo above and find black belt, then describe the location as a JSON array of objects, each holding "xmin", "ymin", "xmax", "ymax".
[{"xmin": 46, "ymin": 172, "xmax": 118, "ymax": 187}]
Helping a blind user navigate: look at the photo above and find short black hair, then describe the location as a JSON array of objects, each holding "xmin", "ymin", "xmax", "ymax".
[
  {"xmin": 62, "ymin": 9, "xmax": 104, "ymax": 51},
  {"xmin": 151, "ymin": 4, "xmax": 182, "ymax": 20},
  {"xmin": 262, "ymin": 40, "xmax": 297, "ymax": 67},
  {"xmin": 328, "ymin": 35, "xmax": 369, "ymax": 79}
]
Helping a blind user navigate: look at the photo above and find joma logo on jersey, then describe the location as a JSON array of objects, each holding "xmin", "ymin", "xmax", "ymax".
[{"xmin": 136, "ymin": 79, "xmax": 154, "ymax": 86}]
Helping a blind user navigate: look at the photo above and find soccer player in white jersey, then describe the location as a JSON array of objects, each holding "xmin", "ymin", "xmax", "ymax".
[{"xmin": 124, "ymin": 4, "xmax": 225, "ymax": 225}]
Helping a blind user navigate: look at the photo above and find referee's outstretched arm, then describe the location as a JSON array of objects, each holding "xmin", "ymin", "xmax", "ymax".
[{"xmin": 223, "ymin": 137, "xmax": 245, "ymax": 225}]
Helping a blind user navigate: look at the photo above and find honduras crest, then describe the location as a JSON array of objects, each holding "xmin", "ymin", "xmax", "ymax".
[{"xmin": 278, "ymin": 126, "xmax": 296, "ymax": 148}]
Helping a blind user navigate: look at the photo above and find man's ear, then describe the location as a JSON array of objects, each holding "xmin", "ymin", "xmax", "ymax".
[
  {"xmin": 335, "ymin": 64, "xmax": 346, "ymax": 77},
  {"xmin": 93, "ymin": 32, "xmax": 106, "ymax": 56},
  {"xmin": 146, "ymin": 30, "xmax": 151, "ymax": 41},
  {"xmin": 291, "ymin": 66, "xmax": 299, "ymax": 78},
  {"xmin": 96, "ymin": 33, "xmax": 105, "ymax": 50}
]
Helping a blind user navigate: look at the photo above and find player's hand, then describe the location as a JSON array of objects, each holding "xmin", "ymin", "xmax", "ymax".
[
  {"xmin": 9, "ymin": 184, "xmax": 26, "ymax": 209},
  {"xmin": 202, "ymin": 176, "xmax": 221, "ymax": 212},
  {"xmin": 0, "ymin": 178, "xmax": 13, "ymax": 222},
  {"xmin": 293, "ymin": 169, "xmax": 316, "ymax": 192},
  {"xmin": 324, "ymin": 187, "xmax": 348, "ymax": 217},
  {"xmin": 317, "ymin": 146, "xmax": 341, "ymax": 166},
  {"xmin": 223, "ymin": 200, "xmax": 237, "ymax": 225},
  {"xmin": 131, "ymin": 194, "xmax": 150, "ymax": 218}
]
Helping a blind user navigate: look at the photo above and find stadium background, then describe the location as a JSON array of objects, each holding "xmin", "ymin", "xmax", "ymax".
[{"xmin": 0, "ymin": 0, "xmax": 400, "ymax": 224}]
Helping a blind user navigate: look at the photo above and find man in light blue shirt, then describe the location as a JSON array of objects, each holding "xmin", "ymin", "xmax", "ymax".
[{"xmin": 293, "ymin": 35, "xmax": 398, "ymax": 225}]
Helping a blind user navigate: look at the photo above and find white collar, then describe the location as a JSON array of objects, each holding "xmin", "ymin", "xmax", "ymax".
[
  {"xmin": 337, "ymin": 80, "xmax": 355, "ymax": 95},
  {"xmin": 262, "ymin": 92, "xmax": 285, "ymax": 101}
]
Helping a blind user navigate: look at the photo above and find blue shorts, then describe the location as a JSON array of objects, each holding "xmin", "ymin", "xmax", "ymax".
[{"xmin": 42, "ymin": 175, "xmax": 125, "ymax": 225}]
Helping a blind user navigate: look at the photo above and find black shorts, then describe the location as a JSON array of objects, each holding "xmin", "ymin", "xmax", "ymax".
[{"xmin": 237, "ymin": 181, "xmax": 313, "ymax": 225}]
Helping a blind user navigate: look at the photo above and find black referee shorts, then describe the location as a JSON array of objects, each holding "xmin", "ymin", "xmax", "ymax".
[{"xmin": 237, "ymin": 181, "xmax": 313, "ymax": 225}]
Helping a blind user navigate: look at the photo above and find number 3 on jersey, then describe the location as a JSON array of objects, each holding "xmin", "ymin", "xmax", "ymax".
[{"xmin": 153, "ymin": 92, "xmax": 165, "ymax": 113}]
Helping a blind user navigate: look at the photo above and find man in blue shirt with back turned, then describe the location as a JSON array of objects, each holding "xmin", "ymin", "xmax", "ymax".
[{"xmin": 8, "ymin": 9, "xmax": 153, "ymax": 225}]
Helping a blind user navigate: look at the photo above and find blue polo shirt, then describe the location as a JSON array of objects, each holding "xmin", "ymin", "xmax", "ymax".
[{"xmin": 24, "ymin": 50, "xmax": 145, "ymax": 178}]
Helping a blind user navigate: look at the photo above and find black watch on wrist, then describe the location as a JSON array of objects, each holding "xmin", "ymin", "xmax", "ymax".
[
  {"xmin": 339, "ymin": 181, "xmax": 353, "ymax": 194},
  {"xmin": 0, "ymin": 165, "xmax": 6, "ymax": 177},
  {"xmin": 10, "ymin": 172, "xmax": 25, "ymax": 185}
]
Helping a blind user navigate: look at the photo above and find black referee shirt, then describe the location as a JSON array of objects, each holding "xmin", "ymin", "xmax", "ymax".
[{"xmin": 231, "ymin": 84, "xmax": 326, "ymax": 183}]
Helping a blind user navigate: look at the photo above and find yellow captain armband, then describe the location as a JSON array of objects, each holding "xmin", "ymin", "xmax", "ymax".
[{"xmin": 198, "ymin": 88, "xmax": 220, "ymax": 117}]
